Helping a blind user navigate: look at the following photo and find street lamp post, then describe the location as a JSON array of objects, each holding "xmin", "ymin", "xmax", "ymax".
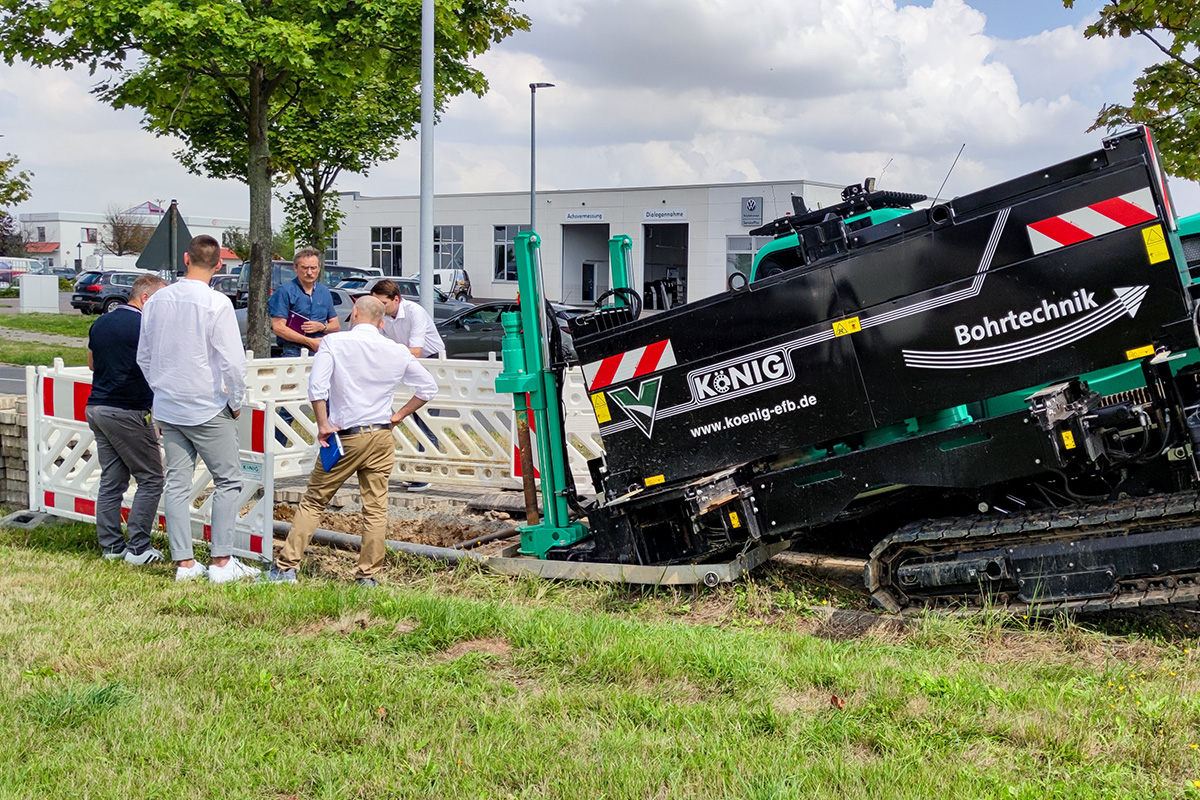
[{"xmin": 529, "ymin": 82, "xmax": 554, "ymax": 233}]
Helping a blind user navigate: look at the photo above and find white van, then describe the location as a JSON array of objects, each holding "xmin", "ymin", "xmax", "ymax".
[
  {"xmin": 0, "ymin": 257, "xmax": 42, "ymax": 289},
  {"xmin": 433, "ymin": 268, "xmax": 472, "ymax": 300}
]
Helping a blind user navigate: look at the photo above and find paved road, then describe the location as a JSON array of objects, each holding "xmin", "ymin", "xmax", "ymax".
[
  {"xmin": 0, "ymin": 293, "xmax": 82, "ymax": 316},
  {"xmin": 0, "ymin": 364, "xmax": 29, "ymax": 396}
]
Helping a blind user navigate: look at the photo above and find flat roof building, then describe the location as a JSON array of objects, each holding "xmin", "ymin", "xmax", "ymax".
[
  {"xmin": 18, "ymin": 205, "xmax": 247, "ymax": 271},
  {"xmin": 335, "ymin": 179, "xmax": 844, "ymax": 306}
]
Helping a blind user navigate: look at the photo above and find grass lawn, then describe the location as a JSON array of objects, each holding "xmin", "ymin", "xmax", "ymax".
[
  {"xmin": 0, "ymin": 340, "xmax": 87, "ymax": 367},
  {"xmin": 0, "ymin": 313, "xmax": 93, "ymax": 339},
  {"xmin": 2, "ymin": 518, "xmax": 1200, "ymax": 799}
]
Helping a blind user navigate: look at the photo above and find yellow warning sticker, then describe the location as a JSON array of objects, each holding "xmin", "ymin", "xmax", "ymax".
[
  {"xmin": 1062, "ymin": 430, "xmax": 1076, "ymax": 450},
  {"xmin": 644, "ymin": 474, "xmax": 665, "ymax": 487},
  {"xmin": 590, "ymin": 392, "xmax": 611, "ymax": 424},
  {"xmin": 729, "ymin": 511, "xmax": 741, "ymax": 529},
  {"xmin": 1143, "ymin": 224, "xmax": 1170, "ymax": 264},
  {"xmin": 833, "ymin": 316, "xmax": 862, "ymax": 337},
  {"xmin": 1126, "ymin": 344, "xmax": 1155, "ymax": 361}
]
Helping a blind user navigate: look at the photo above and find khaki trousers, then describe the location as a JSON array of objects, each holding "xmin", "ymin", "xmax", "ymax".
[{"xmin": 278, "ymin": 429, "xmax": 395, "ymax": 578}]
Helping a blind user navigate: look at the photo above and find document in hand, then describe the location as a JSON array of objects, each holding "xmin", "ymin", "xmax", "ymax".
[
  {"xmin": 285, "ymin": 310, "xmax": 311, "ymax": 334},
  {"xmin": 320, "ymin": 432, "xmax": 344, "ymax": 472}
]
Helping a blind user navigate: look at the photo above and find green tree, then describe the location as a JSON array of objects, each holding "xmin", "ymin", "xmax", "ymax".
[
  {"xmin": 0, "ymin": 153, "xmax": 32, "ymax": 210},
  {"xmin": 0, "ymin": 0, "xmax": 527, "ymax": 354},
  {"xmin": 222, "ymin": 227, "xmax": 250, "ymax": 263},
  {"xmin": 0, "ymin": 212, "xmax": 28, "ymax": 257},
  {"xmin": 1067, "ymin": 0, "xmax": 1200, "ymax": 181}
]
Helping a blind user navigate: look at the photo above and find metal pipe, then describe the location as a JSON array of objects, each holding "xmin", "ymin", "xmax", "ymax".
[
  {"xmin": 451, "ymin": 525, "xmax": 519, "ymax": 551},
  {"xmin": 529, "ymin": 82, "xmax": 554, "ymax": 232},
  {"xmin": 271, "ymin": 520, "xmax": 485, "ymax": 565},
  {"xmin": 418, "ymin": 0, "xmax": 435, "ymax": 317}
]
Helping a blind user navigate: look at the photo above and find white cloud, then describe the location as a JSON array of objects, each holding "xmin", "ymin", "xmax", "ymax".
[{"xmin": 5, "ymin": 0, "xmax": 1200, "ymax": 220}]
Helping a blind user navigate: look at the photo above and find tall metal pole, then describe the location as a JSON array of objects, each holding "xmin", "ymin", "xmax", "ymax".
[
  {"xmin": 418, "ymin": 0, "xmax": 435, "ymax": 316},
  {"xmin": 529, "ymin": 83, "xmax": 554, "ymax": 233}
]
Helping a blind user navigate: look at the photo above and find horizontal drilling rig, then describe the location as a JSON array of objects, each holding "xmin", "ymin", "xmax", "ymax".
[{"xmin": 497, "ymin": 127, "xmax": 1200, "ymax": 613}]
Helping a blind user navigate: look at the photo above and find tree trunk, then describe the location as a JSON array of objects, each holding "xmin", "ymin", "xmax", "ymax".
[
  {"xmin": 247, "ymin": 65, "xmax": 273, "ymax": 359},
  {"xmin": 312, "ymin": 190, "xmax": 325, "ymax": 269}
]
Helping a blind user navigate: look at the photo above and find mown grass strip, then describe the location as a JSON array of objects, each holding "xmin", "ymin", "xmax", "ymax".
[
  {"xmin": 0, "ymin": 313, "xmax": 93, "ymax": 339},
  {"xmin": 0, "ymin": 340, "xmax": 87, "ymax": 367},
  {"xmin": 1, "ymin": 518, "xmax": 1199, "ymax": 799}
]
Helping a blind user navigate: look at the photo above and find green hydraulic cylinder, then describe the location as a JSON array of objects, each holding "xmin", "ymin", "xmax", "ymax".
[
  {"xmin": 607, "ymin": 234, "xmax": 633, "ymax": 307},
  {"xmin": 494, "ymin": 231, "xmax": 589, "ymax": 558}
]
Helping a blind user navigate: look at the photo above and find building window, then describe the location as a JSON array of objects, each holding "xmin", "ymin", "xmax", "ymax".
[
  {"xmin": 324, "ymin": 232, "xmax": 338, "ymax": 265},
  {"xmin": 493, "ymin": 224, "xmax": 531, "ymax": 281},
  {"xmin": 36, "ymin": 226, "xmax": 46, "ymax": 242},
  {"xmin": 370, "ymin": 227, "xmax": 402, "ymax": 275},
  {"xmin": 725, "ymin": 235, "xmax": 775, "ymax": 279},
  {"xmin": 81, "ymin": 227, "xmax": 99, "ymax": 244},
  {"xmin": 433, "ymin": 225, "xmax": 464, "ymax": 270}
]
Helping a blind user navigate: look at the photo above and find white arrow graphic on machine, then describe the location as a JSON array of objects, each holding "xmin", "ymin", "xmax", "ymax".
[{"xmin": 900, "ymin": 286, "xmax": 1148, "ymax": 370}]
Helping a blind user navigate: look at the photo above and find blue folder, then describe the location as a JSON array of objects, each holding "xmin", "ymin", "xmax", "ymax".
[{"xmin": 320, "ymin": 432, "xmax": 344, "ymax": 472}]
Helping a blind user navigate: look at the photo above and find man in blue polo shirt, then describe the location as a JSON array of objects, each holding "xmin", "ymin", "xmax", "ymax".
[
  {"xmin": 85, "ymin": 273, "xmax": 168, "ymax": 564},
  {"xmin": 269, "ymin": 247, "xmax": 341, "ymax": 356}
]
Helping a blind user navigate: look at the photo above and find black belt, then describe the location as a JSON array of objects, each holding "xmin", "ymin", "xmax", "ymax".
[{"xmin": 338, "ymin": 423, "xmax": 391, "ymax": 436}]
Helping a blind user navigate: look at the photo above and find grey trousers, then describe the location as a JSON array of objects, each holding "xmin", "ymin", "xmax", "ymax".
[
  {"xmin": 159, "ymin": 410, "xmax": 242, "ymax": 561},
  {"xmin": 84, "ymin": 405, "xmax": 165, "ymax": 555}
]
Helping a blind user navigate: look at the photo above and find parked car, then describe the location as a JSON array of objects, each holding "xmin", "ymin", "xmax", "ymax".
[
  {"xmin": 210, "ymin": 273, "xmax": 239, "ymax": 303},
  {"xmin": 323, "ymin": 264, "xmax": 380, "ymax": 286},
  {"xmin": 436, "ymin": 301, "xmax": 588, "ymax": 361},
  {"xmin": 433, "ymin": 268, "xmax": 472, "ymax": 301},
  {"xmin": 48, "ymin": 266, "xmax": 79, "ymax": 281},
  {"xmin": 235, "ymin": 286, "xmax": 355, "ymax": 355},
  {"xmin": 233, "ymin": 261, "xmax": 295, "ymax": 308},
  {"xmin": 70, "ymin": 269, "xmax": 157, "ymax": 314},
  {"xmin": 339, "ymin": 276, "xmax": 471, "ymax": 321}
]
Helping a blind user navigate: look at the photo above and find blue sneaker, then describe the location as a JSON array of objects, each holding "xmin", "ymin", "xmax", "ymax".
[
  {"xmin": 406, "ymin": 482, "xmax": 430, "ymax": 492},
  {"xmin": 259, "ymin": 566, "xmax": 298, "ymax": 584}
]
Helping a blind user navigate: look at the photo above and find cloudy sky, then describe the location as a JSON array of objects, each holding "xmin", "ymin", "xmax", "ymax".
[{"xmin": 2, "ymin": 0, "xmax": 1193, "ymax": 223}]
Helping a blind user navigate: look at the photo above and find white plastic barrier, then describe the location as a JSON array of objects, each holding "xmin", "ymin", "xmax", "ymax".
[
  {"xmin": 27, "ymin": 353, "xmax": 602, "ymax": 558},
  {"xmin": 27, "ymin": 362, "xmax": 275, "ymax": 562},
  {"xmin": 243, "ymin": 350, "xmax": 601, "ymax": 490}
]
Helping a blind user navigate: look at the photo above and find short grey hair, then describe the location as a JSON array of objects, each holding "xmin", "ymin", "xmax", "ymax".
[
  {"xmin": 354, "ymin": 295, "xmax": 385, "ymax": 325},
  {"xmin": 293, "ymin": 246, "xmax": 321, "ymax": 265},
  {"xmin": 130, "ymin": 273, "xmax": 168, "ymax": 299}
]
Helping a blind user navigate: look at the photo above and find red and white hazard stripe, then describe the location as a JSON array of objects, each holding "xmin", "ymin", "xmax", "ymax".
[
  {"xmin": 236, "ymin": 407, "xmax": 268, "ymax": 454},
  {"xmin": 1027, "ymin": 188, "xmax": 1157, "ymax": 254},
  {"xmin": 582, "ymin": 339, "xmax": 677, "ymax": 392},
  {"xmin": 42, "ymin": 376, "xmax": 91, "ymax": 421}
]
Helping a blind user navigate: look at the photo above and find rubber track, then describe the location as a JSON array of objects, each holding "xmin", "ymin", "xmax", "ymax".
[{"xmin": 865, "ymin": 491, "xmax": 1200, "ymax": 615}]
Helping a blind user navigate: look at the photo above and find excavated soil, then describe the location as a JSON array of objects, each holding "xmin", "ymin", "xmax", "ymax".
[{"xmin": 273, "ymin": 503, "xmax": 511, "ymax": 548}]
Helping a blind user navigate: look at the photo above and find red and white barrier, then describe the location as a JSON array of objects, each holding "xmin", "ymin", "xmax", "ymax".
[
  {"xmin": 26, "ymin": 353, "xmax": 603, "ymax": 549},
  {"xmin": 27, "ymin": 362, "xmax": 276, "ymax": 562}
]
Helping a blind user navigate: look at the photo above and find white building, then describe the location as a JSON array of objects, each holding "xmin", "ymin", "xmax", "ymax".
[
  {"xmin": 334, "ymin": 179, "xmax": 845, "ymax": 305},
  {"xmin": 19, "ymin": 202, "xmax": 248, "ymax": 270}
]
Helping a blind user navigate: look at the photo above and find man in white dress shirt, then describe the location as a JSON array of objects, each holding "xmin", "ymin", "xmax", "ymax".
[
  {"xmin": 137, "ymin": 235, "xmax": 259, "ymax": 583},
  {"xmin": 370, "ymin": 279, "xmax": 444, "ymax": 492},
  {"xmin": 263, "ymin": 295, "xmax": 439, "ymax": 585}
]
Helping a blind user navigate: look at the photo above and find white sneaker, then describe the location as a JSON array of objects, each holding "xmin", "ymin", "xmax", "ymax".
[
  {"xmin": 124, "ymin": 546, "xmax": 165, "ymax": 566},
  {"xmin": 208, "ymin": 557, "xmax": 262, "ymax": 584},
  {"xmin": 175, "ymin": 562, "xmax": 208, "ymax": 582}
]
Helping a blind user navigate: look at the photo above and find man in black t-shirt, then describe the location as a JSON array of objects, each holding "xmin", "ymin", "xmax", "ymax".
[{"xmin": 86, "ymin": 273, "xmax": 168, "ymax": 563}]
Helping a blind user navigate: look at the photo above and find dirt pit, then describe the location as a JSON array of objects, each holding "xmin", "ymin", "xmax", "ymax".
[{"xmin": 273, "ymin": 503, "xmax": 513, "ymax": 549}]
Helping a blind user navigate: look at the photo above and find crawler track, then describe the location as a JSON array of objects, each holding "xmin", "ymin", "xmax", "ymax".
[{"xmin": 865, "ymin": 492, "xmax": 1200, "ymax": 614}]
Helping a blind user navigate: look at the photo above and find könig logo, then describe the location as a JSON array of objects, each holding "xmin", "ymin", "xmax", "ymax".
[{"xmin": 608, "ymin": 377, "xmax": 663, "ymax": 439}]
